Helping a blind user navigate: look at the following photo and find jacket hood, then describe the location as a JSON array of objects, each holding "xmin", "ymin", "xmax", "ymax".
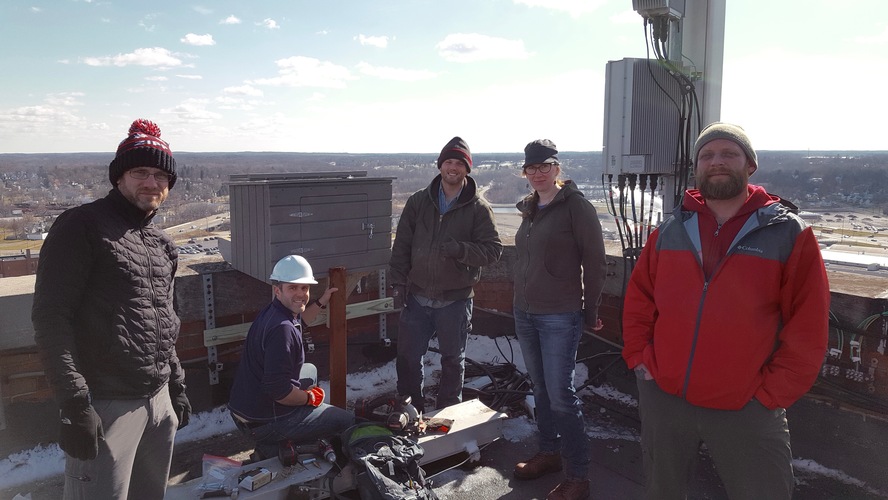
[
  {"xmin": 682, "ymin": 184, "xmax": 781, "ymax": 219},
  {"xmin": 516, "ymin": 180, "xmax": 583, "ymax": 217},
  {"xmin": 426, "ymin": 174, "xmax": 480, "ymax": 207}
]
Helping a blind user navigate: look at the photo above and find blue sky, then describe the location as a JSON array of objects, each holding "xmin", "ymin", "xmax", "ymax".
[{"xmin": 1, "ymin": 0, "xmax": 886, "ymax": 154}]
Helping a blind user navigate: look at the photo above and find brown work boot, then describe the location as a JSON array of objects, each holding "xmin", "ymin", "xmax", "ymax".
[
  {"xmin": 547, "ymin": 478, "xmax": 590, "ymax": 500},
  {"xmin": 513, "ymin": 452, "xmax": 562, "ymax": 480}
]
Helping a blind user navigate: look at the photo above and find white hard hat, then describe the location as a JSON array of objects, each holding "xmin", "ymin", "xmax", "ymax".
[{"xmin": 270, "ymin": 255, "xmax": 318, "ymax": 284}]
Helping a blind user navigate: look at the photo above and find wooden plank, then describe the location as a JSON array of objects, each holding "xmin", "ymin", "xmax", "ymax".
[
  {"xmin": 203, "ymin": 322, "xmax": 251, "ymax": 347},
  {"xmin": 305, "ymin": 297, "xmax": 394, "ymax": 327},
  {"xmin": 202, "ymin": 297, "xmax": 394, "ymax": 346}
]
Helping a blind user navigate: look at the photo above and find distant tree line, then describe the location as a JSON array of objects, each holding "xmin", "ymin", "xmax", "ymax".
[{"xmin": 2, "ymin": 151, "xmax": 886, "ymax": 231}]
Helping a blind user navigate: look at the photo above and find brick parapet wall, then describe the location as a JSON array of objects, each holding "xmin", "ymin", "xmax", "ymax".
[{"xmin": 3, "ymin": 250, "xmax": 888, "ymax": 410}]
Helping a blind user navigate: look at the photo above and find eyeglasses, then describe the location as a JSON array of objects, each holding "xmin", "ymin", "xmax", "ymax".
[
  {"xmin": 128, "ymin": 169, "xmax": 171, "ymax": 183},
  {"xmin": 523, "ymin": 164, "xmax": 554, "ymax": 175}
]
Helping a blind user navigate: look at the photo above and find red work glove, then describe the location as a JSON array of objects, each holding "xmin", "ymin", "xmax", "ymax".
[{"xmin": 305, "ymin": 386, "xmax": 325, "ymax": 407}]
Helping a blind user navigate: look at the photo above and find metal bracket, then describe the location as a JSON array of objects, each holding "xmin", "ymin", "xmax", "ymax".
[
  {"xmin": 0, "ymin": 380, "xmax": 6, "ymax": 431},
  {"xmin": 203, "ymin": 274, "xmax": 221, "ymax": 385},
  {"xmin": 363, "ymin": 221, "xmax": 375, "ymax": 239},
  {"xmin": 378, "ymin": 269, "xmax": 389, "ymax": 344}
]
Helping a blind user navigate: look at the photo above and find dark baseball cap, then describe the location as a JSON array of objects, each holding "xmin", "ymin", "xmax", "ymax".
[{"xmin": 522, "ymin": 139, "xmax": 559, "ymax": 167}]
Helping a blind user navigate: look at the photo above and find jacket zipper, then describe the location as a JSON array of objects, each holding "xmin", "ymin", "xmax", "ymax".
[
  {"xmin": 679, "ymin": 210, "xmax": 778, "ymax": 399},
  {"xmin": 141, "ymin": 226, "xmax": 162, "ymax": 374},
  {"xmin": 522, "ymin": 219, "xmax": 533, "ymax": 311}
]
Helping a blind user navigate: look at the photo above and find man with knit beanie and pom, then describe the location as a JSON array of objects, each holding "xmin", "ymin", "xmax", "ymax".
[
  {"xmin": 33, "ymin": 119, "xmax": 190, "ymax": 499},
  {"xmin": 622, "ymin": 123, "xmax": 829, "ymax": 499},
  {"xmin": 390, "ymin": 136, "xmax": 503, "ymax": 413}
]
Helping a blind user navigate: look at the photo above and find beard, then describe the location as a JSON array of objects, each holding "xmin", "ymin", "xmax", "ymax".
[{"xmin": 698, "ymin": 171, "xmax": 746, "ymax": 200}]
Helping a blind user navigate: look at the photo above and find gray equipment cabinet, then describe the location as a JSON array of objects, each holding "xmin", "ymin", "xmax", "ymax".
[{"xmin": 227, "ymin": 171, "xmax": 394, "ymax": 282}]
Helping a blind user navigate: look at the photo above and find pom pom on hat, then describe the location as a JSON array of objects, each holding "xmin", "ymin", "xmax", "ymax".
[
  {"xmin": 109, "ymin": 119, "xmax": 177, "ymax": 188},
  {"xmin": 437, "ymin": 136, "xmax": 472, "ymax": 173},
  {"xmin": 694, "ymin": 122, "xmax": 757, "ymax": 174}
]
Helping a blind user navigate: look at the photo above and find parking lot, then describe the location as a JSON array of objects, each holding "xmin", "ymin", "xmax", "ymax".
[{"xmin": 177, "ymin": 235, "xmax": 221, "ymax": 260}]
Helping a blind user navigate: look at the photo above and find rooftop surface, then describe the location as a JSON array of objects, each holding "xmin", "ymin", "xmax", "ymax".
[{"xmin": 2, "ymin": 334, "xmax": 887, "ymax": 500}]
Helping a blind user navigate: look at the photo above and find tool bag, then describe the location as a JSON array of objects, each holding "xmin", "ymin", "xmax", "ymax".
[{"xmin": 340, "ymin": 422, "xmax": 439, "ymax": 500}]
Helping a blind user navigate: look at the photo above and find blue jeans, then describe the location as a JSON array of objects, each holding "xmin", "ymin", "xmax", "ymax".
[
  {"xmin": 514, "ymin": 309, "xmax": 589, "ymax": 480},
  {"xmin": 396, "ymin": 294, "xmax": 473, "ymax": 412},
  {"xmin": 237, "ymin": 404, "xmax": 354, "ymax": 458}
]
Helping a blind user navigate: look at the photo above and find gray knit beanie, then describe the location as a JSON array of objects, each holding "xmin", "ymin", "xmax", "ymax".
[{"xmin": 693, "ymin": 122, "xmax": 757, "ymax": 174}]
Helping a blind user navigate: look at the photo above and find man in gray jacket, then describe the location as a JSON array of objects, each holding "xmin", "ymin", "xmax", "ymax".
[
  {"xmin": 33, "ymin": 119, "xmax": 190, "ymax": 499},
  {"xmin": 389, "ymin": 136, "xmax": 503, "ymax": 413}
]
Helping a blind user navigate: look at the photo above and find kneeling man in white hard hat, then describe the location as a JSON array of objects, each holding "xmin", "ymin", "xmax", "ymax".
[{"xmin": 228, "ymin": 254, "xmax": 355, "ymax": 460}]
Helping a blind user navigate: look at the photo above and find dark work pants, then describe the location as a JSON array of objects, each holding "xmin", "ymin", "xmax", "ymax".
[
  {"xmin": 637, "ymin": 378, "xmax": 793, "ymax": 500},
  {"xmin": 395, "ymin": 294, "xmax": 472, "ymax": 412}
]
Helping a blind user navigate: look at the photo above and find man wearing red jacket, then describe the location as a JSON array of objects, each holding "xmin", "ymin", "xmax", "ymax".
[{"xmin": 622, "ymin": 122, "xmax": 829, "ymax": 499}]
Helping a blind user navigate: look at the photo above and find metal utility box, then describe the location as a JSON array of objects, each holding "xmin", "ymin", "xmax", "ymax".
[
  {"xmin": 228, "ymin": 171, "xmax": 394, "ymax": 282},
  {"xmin": 603, "ymin": 57, "xmax": 682, "ymax": 175}
]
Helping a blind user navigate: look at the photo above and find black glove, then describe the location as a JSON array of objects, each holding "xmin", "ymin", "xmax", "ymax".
[
  {"xmin": 440, "ymin": 239, "xmax": 464, "ymax": 259},
  {"xmin": 59, "ymin": 396, "xmax": 104, "ymax": 461},
  {"xmin": 170, "ymin": 384, "xmax": 192, "ymax": 430},
  {"xmin": 390, "ymin": 284, "xmax": 407, "ymax": 310}
]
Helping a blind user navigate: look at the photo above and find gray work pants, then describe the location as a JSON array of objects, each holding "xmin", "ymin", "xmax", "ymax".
[
  {"xmin": 63, "ymin": 384, "xmax": 178, "ymax": 500},
  {"xmin": 637, "ymin": 378, "xmax": 793, "ymax": 500}
]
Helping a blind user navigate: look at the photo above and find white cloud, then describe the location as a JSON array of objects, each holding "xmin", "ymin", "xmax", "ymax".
[
  {"xmin": 355, "ymin": 34, "xmax": 391, "ymax": 48},
  {"xmin": 853, "ymin": 26, "xmax": 888, "ymax": 45},
  {"xmin": 513, "ymin": 0, "xmax": 607, "ymax": 17},
  {"xmin": 220, "ymin": 15, "xmax": 241, "ymax": 25},
  {"xmin": 44, "ymin": 92, "xmax": 85, "ymax": 107},
  {"xmin": 146, "ymin": 75, "xmax": 169, "ymax": 81},
  {"xmin": 5, "ymin": 105, "xmax": 83, "ymax": 126},
  {"xmin": 215, "ymin": 96, "xmax": 257, "ymax": 111},
  {"xmin": 259, "ymin": 18, "xmax": 280, "ymax": 30},
  {"xmin": 223, "ymin": 85, "xmax": 264, "ymax": 97},
  {"xmin": 138, "ymin": 14, "xmax": 159, "ymax": 32},
  {"xmin": 30, "ymin": 7, "xmax": 42, "ymax": 13},
  {"xmin": 161, "ymin": 98, "xmax": 223, "ymax": 122},
  {"xmin": 250, "ymin": 56, "xmax": 353, "ymax": 88},
  {"xmin": 436, "ymin": 33, "xmax": 530, "ymax": 63},
  {"xmin": 82, "ymin": 47, "xmax": 184, "ymax": 68},
  {"xmin": 181, "ymin": 33, "xmax": 216, "ymax": 46},
  {"xmin": 356, "ymin": 62, "xmax": 436, "ymax": 81},
  {"xmin": 317, "ymin": 30, "xmax": 329, "ymax": 35},
  {"xmin": 175, "ymin": 74, "xmax": 203, "ymax": 80},
  {"xmin": 193, "ymin": 6, "xmax": 213, "ymax": 15}
]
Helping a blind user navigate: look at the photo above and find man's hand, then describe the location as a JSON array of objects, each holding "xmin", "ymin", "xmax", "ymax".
[
  {"xmin": 440, "ymin": 239, "xmax": 464, "ymax": 259},
  {"xmin": 585, "ymin": 318, "xmax": 604, "ymax": 332},
  {"xmin": 305, "ymin": 386, "xmax": 325, "ymax": 407},
  {"xmin": 170, "ymin": 384, "xmax": 192, "ymax": 430},
  {"xmin": 390, "ymin": 284, "xmax": 407, "ymax": 310},
  {"xmin": 634, "ymin": 363, "xmax": 654, "ymax": 381},
  {"xmin": 59, "ymin": 397, "xmax": 104, "ymax": 460}
]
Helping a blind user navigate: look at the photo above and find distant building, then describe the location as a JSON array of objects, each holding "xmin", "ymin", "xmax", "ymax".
[{"xmin": 0, "ymin": 250, "xmax": 38, "ymax": 278}]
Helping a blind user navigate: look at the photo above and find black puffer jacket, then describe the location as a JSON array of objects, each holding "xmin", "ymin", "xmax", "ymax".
[{"xmin": 32, "ymin": 188, "xmax": 184, "ymax": 402}]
